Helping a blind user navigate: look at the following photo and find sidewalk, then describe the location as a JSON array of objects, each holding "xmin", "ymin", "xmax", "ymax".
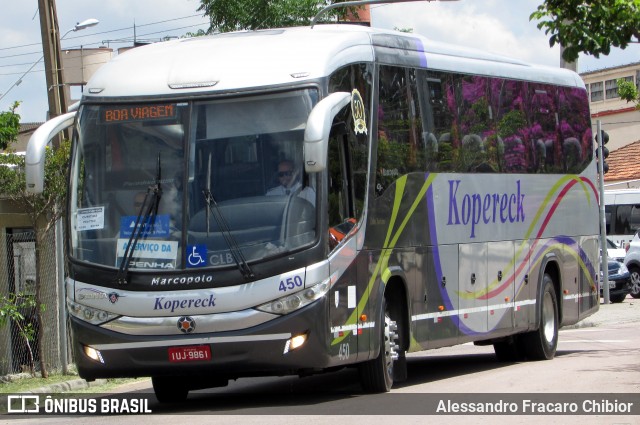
[
  {"xmin": 569, "ymin": 294, "xmax": 639, "ymax": 328},
  {"xmin": 7, "ymin": 296, "xmax": 639, "ymax": 394}
]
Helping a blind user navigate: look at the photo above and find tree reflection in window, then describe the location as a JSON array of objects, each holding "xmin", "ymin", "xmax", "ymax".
[{"xmin": 376, "ymin": 65, "xmax": 592, "ymax": 179}]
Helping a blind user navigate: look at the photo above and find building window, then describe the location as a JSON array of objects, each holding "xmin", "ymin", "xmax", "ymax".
[
  {"xmin": 605, "ymin": 76, "xmax": 633, "ymax": 99},
  {"xmin": 605, "ymin": 79, "xmax": 618, "ymax": 99},
  {"xmin": 590, "ymin": 82, "xmax": 603, "ymax": 102}
]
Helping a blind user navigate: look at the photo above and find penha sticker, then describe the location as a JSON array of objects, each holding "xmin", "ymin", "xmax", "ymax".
[{"xmin": 351, "ymin": 89, "xmax": 367, "ymax": 135}]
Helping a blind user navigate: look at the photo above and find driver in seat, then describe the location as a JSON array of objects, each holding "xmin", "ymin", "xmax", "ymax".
[{"xmin": 266, "ymin": 159, "xmax": 315, "ymax": 206}]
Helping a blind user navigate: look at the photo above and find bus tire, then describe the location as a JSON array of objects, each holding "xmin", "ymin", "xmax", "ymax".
[
  {"xmin": 520, "ymin": 273, "xmax": 558, "ymax": 360},
  {"xmin": 152, "ymin": 376, "xmax": 188, "ymax": 403},
  {"xmin": 493, "ymin": 337, "xmax": 524, "ymax": 362},
  {"xmin": 358, "ymin": 299, "xmax": 398, "ymax": 393},
  {"xmin": 393, "ymin": 353, "xmax": 408, "ymax": 382}
]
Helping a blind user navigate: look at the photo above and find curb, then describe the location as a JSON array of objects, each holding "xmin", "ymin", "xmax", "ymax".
[{"xmin": 22, "ymin": 379, "xmax": 108, "ymax": 394}]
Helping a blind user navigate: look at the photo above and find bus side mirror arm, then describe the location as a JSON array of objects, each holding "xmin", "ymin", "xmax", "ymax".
[
  {"xmin": 25, "ymin": 112, "xmax": 76, "ymax": 194},
  {"xmin": 304, "ymin": 92, "xmax": 351, "ymax": 173}
]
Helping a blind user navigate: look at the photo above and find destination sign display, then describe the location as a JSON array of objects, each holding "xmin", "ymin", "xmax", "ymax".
[{"xmin": 101, "ymin": 104, "xmax": 177, "ymax": 124}]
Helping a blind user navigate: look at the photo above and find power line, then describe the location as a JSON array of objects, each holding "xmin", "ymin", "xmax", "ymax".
[
  {"xmin": 0, "ymin": 61, "xmax": 41, "ymax": 69},
  {"xmin": 99, "ymin": 23, "xmax": 210, "ymax": 45},
  {"xmin": 0, "ymin": 14, "xmax": 207, "ymax": 52},
  {"xmin": 0, "ymin": 41, "xmax": 41, "ymax": 52},
  {"xmin": 63, "ymin": 14, "xmax": 208, "ymax": 42},
  {"xmin": 0, "ymin": 68, "xmax": 44, "ymax": 77},
  {"xmin": 1, "ymin": 50, "xmax": 113, "ymax": 75},
  {"xmin": 1, "ymin": 21, "xmax": 209, "ymax": 76},
  {"xmin": 0, "ymin": 50, "xmax": 43, "ymax": 60}
]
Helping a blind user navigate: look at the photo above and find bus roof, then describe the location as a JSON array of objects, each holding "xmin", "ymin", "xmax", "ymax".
[
  {"xmin": 605, "ymin": 188, "xmax": 640, "ymax": 204},
  {"xmin": 84, "ymin": 24, "xmax": 584, "ymax": 99}
]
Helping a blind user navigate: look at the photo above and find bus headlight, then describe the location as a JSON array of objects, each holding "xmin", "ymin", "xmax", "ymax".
[
  {"xmin": 256, "ymin": 277, "xmax": 331, "ymax": 315},
  {"xmin": 67, "ymin": 299, "xmax": 119, "ymax": 325}
]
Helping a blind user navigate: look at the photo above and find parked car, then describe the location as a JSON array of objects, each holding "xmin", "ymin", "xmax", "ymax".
[
  {"xmin": 623, "ymin": 230, "xmax": 640, "ymax": 299},
  {"xmin": 601, "ymin": 259, "xmax": 631, "ymax": 303},
  {"xmin": 606, "ymin": 238, "xmax": 626, "ymax": 262}
]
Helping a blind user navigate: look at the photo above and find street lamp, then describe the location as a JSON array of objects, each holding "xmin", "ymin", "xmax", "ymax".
[
  {"xmin": 0, "ymin": 18, "xmax": 99, "ymax": 103},
  {"xmin": 71, "ymin": 18, "xmax": 99, "ymax": 33}
]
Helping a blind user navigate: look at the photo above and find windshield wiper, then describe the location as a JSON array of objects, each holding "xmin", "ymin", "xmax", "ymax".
[
  {"xmin": 203, "ymin": 153, "xmax": 254, "ymax": 280},
  {"xmin": 115, "ymin": 154, "xmax": 163, "ymax": 285}
]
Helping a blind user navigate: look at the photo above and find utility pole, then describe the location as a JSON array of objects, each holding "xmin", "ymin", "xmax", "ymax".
[
  {"xmin": 558, "ymin": 20, "xmax": 577, "ymax": 72},
  {"xmin": 559, "ymin": 45, "xmax": 578, "ymax": 72},
  {"xmin": 37, "ymin": 0, "xmax": 68, "ymax": 375},
  {"xmin": 38, "ymin": 0, "xmax": 68, "ymax": 122}
]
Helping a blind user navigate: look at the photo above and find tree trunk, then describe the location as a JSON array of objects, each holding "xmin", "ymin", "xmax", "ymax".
[{"xmin": 13, "ymin": 318, "xmax": 37, "ymax": 376}]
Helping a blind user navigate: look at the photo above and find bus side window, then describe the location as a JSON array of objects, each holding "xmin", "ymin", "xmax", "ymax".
[
  {"xmin": 328, "ymin": 122, "xmax": 355, "ymax": 251},
  {"xmin": 630, "ymin": 205, "xmax": 640, "ymax": 234},
  {"xmin": 377, "ymin": 66, "xmax": 425, "ymax": 177},
  {"xmin": 327, "ymin": 63, "xmax": 371, "ymax": 251},
  {"xmin": 327, "ymin": 110, "xmax": 368, "ymax": 251},
  {"xmin": 605, "ymin": 205, "xmax": 613, "ymax": 234},
  {"xmin": 616, "ymin": 205, "xmax": 632, "ymax": 235}
]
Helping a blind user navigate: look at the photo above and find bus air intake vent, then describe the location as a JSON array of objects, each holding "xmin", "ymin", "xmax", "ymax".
[{"xmin": 169, "ymin": 81, "xmax": 218, "ymax": 89}]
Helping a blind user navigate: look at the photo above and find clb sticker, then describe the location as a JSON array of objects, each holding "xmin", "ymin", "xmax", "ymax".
[{"xmin": 351, "ymin": 89, "xmax": 367, "ymax": 135}]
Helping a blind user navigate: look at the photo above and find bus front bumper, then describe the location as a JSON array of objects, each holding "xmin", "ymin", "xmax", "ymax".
[{"xmin": 71, "ymin": 300, "xmax": 332, "ymax": 381}]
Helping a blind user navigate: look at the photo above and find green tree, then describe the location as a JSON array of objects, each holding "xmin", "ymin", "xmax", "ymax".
[
  {"xmin": 531, "ymin": 0, "xmax": 640, "ymax": 63},
  {"xmin": 617, "ymin": 78, "xmax": 640, "ymax": 108},
  {"xmin": 0, "ymin": 102, "xmax": 21, "ymax": 150},
  {"xmin": 198, "ymin": 0, "xmax": 358, "ymax": 32},
  {"xmin": 0, "ymin": 292, "xmax": 42, "ymax": 376},
  {"xmin": 0, "ymin": 139, "xmax": 71, "ymax": 378}
]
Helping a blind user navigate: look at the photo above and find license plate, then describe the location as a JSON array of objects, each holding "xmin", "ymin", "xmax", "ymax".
[
  {"xmin": 608, "ymin": 281, "xmax": 616, "ymax": 289},
  {"xmin": 168, "ymin": 345, "xmax": 211, "ymax": 363}
]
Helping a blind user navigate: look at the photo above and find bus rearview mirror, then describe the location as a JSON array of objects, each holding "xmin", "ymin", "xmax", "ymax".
[
  {"xmin": 25, "ymin": 112, "xmax": 77, "ymax": 194},
  {"xmin": 304, "ymin": 92, "xmax": 351, "ymax": 173}
]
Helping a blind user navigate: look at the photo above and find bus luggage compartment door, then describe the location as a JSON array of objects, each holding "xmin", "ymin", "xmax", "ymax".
[{"xmin": 459, "ymin": 243, "xmax": 488, "ymax": 334}]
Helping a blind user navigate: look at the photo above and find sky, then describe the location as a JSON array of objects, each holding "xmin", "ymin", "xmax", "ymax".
[{"xmin": 1, "ymin": 0, "xmax": 639, "ymax": 123}]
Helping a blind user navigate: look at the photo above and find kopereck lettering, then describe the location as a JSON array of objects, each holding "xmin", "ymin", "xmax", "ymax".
[
  {"xmin": 153, "ymin": 295, "xmax": 216, "ymax": 312},
  {"xmin": 447, "ymin": 179, "xmax": 526, "ymax": 238}
]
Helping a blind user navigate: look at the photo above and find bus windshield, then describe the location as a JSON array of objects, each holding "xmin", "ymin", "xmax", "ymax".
[{"xmin": 69, "ymin": 89, "xmax": 319, "ymax": 271}]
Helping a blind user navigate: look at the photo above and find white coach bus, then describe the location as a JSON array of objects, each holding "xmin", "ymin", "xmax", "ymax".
[
  {"xmin": 26, "ymin": 17, "xmax": 599, "ymax": 402},
  {"xmin": 604, "ymin": 188, "xmax": 640, "ymax": 248}
]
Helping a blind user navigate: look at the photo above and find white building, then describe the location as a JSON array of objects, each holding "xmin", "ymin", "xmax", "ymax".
[{"xmin": 581, "ymin": 62, "xmax": 640, "ymax": 153}]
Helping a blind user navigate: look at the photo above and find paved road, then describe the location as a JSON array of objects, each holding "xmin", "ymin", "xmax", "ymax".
[{"xmin": 4, "ymin": 295, "xmax": 639, "ymax": 425}]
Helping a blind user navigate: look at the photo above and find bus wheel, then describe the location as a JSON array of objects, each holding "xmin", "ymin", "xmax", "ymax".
[
  {"xmin": 520, "ymin": 273, "xmax": 558, "ymax": 360},
  {"xmin": 152, "ymin": 376, "xmax": 188, "ymax": 403},
  {"xmin": 358, "ymin": 299, "xmax": 399, "ymax": 393}
]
